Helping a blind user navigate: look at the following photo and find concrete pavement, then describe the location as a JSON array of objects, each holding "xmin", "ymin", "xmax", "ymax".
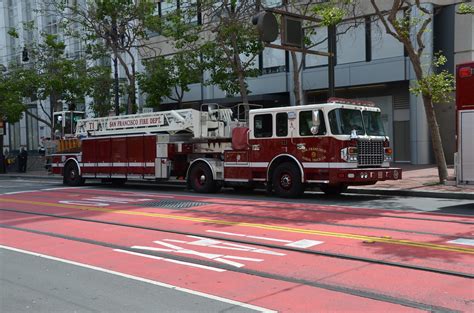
[{"xmin": 1, "ymin": 164, "xmax": 473, "ymax": 200}]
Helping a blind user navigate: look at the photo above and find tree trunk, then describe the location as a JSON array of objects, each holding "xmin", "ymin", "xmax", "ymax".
[
  {"xmin": 291, "ymin": 51, "xmax": 302, "ymax": 106},
  {"xmin": 409, "ymin": 53, "xmax": 449, "ymax": 183},
  {"xmin": 422, "ymin": 94, "xmax": 449, "ymax": 182},
  {"xmin": 128, "ymin": 61, "xmax": 136, "ymax": 114},
  {"xmin": 116, "ymin": 53, "xmax": 134, "ymax": 115}
]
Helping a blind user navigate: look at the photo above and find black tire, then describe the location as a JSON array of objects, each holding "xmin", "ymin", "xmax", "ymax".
[
  {"xmin": 63, "ymin": 162, "xmax": 84, "ymax": 186},
  {"xmin": 320, "ymin": 184, "xmax": 348, "ymax": 196},
  {"xmin": 272, "ymin": 162, "xmax": 304, "ymax": 198},
  {"xmin": 189, "ymin": 162, "xmax": 219, "ymax": 193}
]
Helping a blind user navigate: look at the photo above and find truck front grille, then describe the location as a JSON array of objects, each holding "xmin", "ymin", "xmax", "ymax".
[{"xmin": 357, "ymin": 140, "xmax": 384, "ymax": 167}]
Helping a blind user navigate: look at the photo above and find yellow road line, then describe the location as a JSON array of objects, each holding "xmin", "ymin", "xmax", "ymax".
[{"xmin": 1, "ymin": 197, "xmax": 473, "ymax": 254}]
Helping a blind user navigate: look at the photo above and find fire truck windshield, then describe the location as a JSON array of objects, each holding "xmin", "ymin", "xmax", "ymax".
[
  {"xmin": 328, "ymin": 108, "xmax": 385, "ymax": 136},
  {"xmin": 362, "ymin": 111, "xmax": 385, "ymax": 136}
]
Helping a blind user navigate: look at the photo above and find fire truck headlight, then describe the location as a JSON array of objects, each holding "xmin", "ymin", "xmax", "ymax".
[{"xmin": 341, "ymin": 147, "xmax": 358, "ymax": 163}]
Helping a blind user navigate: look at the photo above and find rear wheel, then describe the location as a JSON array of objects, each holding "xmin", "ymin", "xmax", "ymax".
[
  {"xmin": 189, "ymin": 162, "xmax": 220, "ymax": 193},
  {"xmin": 320, "ymin": 184, "xmax": 348, "ymax": 196},
  {"xmin": 63, "ymin": 162, "xmax": 84, "ymax": 186},
  {"xmin": 272, "ymin": 162, "xmax": 304, "ymax": 198}
]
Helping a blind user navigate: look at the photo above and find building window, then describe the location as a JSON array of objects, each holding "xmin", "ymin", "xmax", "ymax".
[
  {"xmin": 276, "ymin": 112, "xmax": 288, "ymax": 137},
  {"xmin": 262, "ymin": 39, "xmax": 286, "ymax": 74},
  {"xmin": 304, "ymin": 26, "xmax": 328, "ymax": 68},
  {"xmin": 254, "ymin": 114, "xmax": 273, "ymax": 138},
  {"xmin": 261, "ymin": 0, "xmax": 283, "ymax": 8},
  {"xmin": 370, "ymin": 13, "xmax": 404, "ymax": 60},
  {"xmin": 336, "ymin": 19, "xmax": 365, "ymax": 64},
  {"xmin": 160, "ymin": 1, "xmax": 178, "ymax": 16}
]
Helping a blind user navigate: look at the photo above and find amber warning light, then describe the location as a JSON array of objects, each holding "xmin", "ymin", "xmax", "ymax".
[{"xmin": 459, "ymin": 67, "xmax": 472, "ymax": 78}]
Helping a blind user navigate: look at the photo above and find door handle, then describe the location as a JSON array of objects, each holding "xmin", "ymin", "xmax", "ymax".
[{"xmin": 252, "ymin": 144, "xmax": 260, "ymax": 151}]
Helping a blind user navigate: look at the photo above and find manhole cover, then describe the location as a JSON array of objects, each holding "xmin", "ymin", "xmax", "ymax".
[{"xmin": 139, "ymin": 199, "xmax": 209, "ymax": 209}]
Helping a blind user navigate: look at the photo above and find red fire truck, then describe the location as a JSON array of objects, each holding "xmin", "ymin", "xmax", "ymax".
[
  {"xmin": 51, "ymin": 98, "xmax": 402, "ymax": 197},
  {"xmin": 455, "ymin": 62, "xmax": 474, "ymax": 185}
]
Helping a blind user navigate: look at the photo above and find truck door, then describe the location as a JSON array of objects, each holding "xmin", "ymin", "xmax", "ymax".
[{"xmin": 250, "ymin": 113, "xmax": 273, "ymax": 180}]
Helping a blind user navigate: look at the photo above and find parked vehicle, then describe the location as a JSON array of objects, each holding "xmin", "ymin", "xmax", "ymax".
[
  {"xmin": 51, "ymin": 98, "xmax": 402, "ymax": 197},
  {"xmin": 455, "ymin": 62, "xmax": 474, "ymax": 185}
]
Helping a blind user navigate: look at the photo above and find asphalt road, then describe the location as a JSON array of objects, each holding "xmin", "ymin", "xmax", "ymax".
[
  {"xmin": 0, "ymin": 249, "xmax": 259, "ymax": 313},
  {"xmin": 1, "ymin": 177, "xmax": 473, "ymax": 312}
]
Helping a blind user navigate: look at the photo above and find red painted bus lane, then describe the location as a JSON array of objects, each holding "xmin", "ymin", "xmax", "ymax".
[
  {"xmin": 0, "ymin": 228, "xmax": 422, "ymax": 313},
  {"xmin": 3, "ymin": 188, "xmax": 472, "ymax": 241},
  {"xmin": 2, "ymin": 194, "xmax": 473, "ymax": 274},
  {"xmin": 1, "ymin": 211, "xmax": 472, "ymax": 312}
]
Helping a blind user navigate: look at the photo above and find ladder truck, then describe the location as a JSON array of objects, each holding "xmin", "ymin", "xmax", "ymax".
[{"xmin": 51, "ymin": 99, "xmax": 402, "ymax": 197}]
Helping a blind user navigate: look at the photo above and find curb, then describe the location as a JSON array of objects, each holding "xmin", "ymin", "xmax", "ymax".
[
  {"xmin": 347, "ymin": 188, "xmax": 474, "ymax": 200},
  {"xmin": 1, "ymin": 174, "xmax": 60, "ymax": 180}
]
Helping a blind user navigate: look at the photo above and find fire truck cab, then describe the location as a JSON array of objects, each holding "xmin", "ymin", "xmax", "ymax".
[{"xmin": 51, "ymin": 98, "xmax": 401, "ymax": 197}]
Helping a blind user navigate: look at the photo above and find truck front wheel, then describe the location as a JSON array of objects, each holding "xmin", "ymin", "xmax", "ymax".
[
  {"xmin": 272, "ymin": 162, "xmax": 304, "ymax": 198},
  {"xmin": 189, "ymin": 163, "xmax": 220, "ymax": 193},
  {"xmin": 63, "ymin": 162, "xmax": 84, "ymax": 186}
]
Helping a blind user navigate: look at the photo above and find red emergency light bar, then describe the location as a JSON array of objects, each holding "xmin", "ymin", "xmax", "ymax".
[
  {"xmin": 328, "ymin": 97, "xmax": 375, "ymax": 107},
  {"xmin": 459, "ymin": 66, "xmax": 472, "ymax": 78}
]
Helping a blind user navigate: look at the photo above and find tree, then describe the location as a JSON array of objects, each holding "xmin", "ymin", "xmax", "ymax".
[
  {"xmin": 51, "ymin": 0, "xmax": 157, "ymax": 114},
  {"xmin": 457, "ymin": 2, "xmax": 474, "ymax": 14},
  {"xmin": 87, "ymin": 65, "xmax": 114, "ymax": 117},
  {"xmin": 138, "ymin": 5, "xmax": 203, "ymax": 108},
  {"xmin": 369, "ymin": 0, "xmax": 454, "ymax": 182},
  {"xmin": 27, "ymin": 34, "xmax": 94, "ymax": 136},
  {"xmin": 199, "ymin": 0, "xmax": 264, "ymax": 104},
  {"xmin": 0, "ymin": 64, "xmax": 41, "ymax": 171},
  {"xmin": 5, "ymin": 29, "xmax": 105, "ymax": 136},
  {"xmin": 138, "ymin": 56, "xmax": 173, "ymax": 108}
]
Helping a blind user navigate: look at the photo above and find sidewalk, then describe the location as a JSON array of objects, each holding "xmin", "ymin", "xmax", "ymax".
[
  {"xmin": 1, "ymin": 165, "xmax": 473, "ymax": 200},
  {"xmin": 349, "ymin": 164, "xmax": 474, "ymax": 200}
]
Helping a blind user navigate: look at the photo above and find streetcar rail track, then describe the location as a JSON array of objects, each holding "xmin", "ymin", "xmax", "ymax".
[
  {"xmin": 1, "ymin": 208, "xmax": 472, "ymax": 279},
  {"xmin": 43, "ymin": 187, "xmax": 474, "ymax": 225},
  {"xmin": 0, "ymin": 223, "xmax": 463, "ymax": 313}
]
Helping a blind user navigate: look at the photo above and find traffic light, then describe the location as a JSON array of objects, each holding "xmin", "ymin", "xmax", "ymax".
[
  {"xmin": 252, "ymin": 11, "xmax": 279, "ymax": 43},
  {"xmin": 22, "ymin": 47, "xmax": 29, "ymax": 62}
]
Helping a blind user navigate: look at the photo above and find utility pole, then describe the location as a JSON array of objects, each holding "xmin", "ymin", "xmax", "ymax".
[
  {"xmin": 0, "ymin": 118, "xmax": 5, "ymax": 174},
  {"xmin": 328, "ymin": 24, "xmax": 336, "ymax": 98}
]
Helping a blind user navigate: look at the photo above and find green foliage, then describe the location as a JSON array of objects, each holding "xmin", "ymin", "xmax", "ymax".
[
  {"xmin": 87, "ymin": 66, "xmax": 114, "ymax": 117},
  {"xmin": 457, "ymin": 3, "xmax": 474, "ymax": 14},
  {"xmin": 139, "ymin": 4, "xmax": 204, "ymax": 106},
  {"xmin": 54, "ymin": 0, "xmax": 157, "ymax": 112},
  {"xmin": 7, "ymin": 28, "xmax": 19, "ymax": 38},
  {"xmin": 138, "ymin": 57, "xmax": 173, "ymax": 108},
  {"xmin": 198, "ymin": 0, "xmax": 263, "ymax": 98},
  {"xmin": 0, "ymin": 73, "xmax": 26, "ymax": 123},
  {"xmin": 311, "ymin": 0, "xmax": 353, "ymax": 26},
  {"xmin": 410, "ymin": 53, "xmax": 455, "ymax": 103},
  {"xmin": 29, "ymin": 34, "xmax": 90, "ymax": 110},
  {"xmin": 1, "ymin": 32, "xmax": 112, "ymax": 123}
]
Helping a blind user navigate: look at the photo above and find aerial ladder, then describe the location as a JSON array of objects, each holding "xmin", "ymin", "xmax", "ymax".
[{"xmin": 75, "ymin": 106, "xmax": 236, "ymax": 139}]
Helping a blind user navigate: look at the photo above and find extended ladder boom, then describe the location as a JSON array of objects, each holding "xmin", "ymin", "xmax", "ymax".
[{"xmin": 75, "ymin": 108, "xmax": 236, "ymax": 138}]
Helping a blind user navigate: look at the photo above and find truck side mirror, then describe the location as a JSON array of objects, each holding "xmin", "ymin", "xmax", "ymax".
[{"xmin": 311, "ymin": 110, "xmax": 321, "ymax": 135}]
